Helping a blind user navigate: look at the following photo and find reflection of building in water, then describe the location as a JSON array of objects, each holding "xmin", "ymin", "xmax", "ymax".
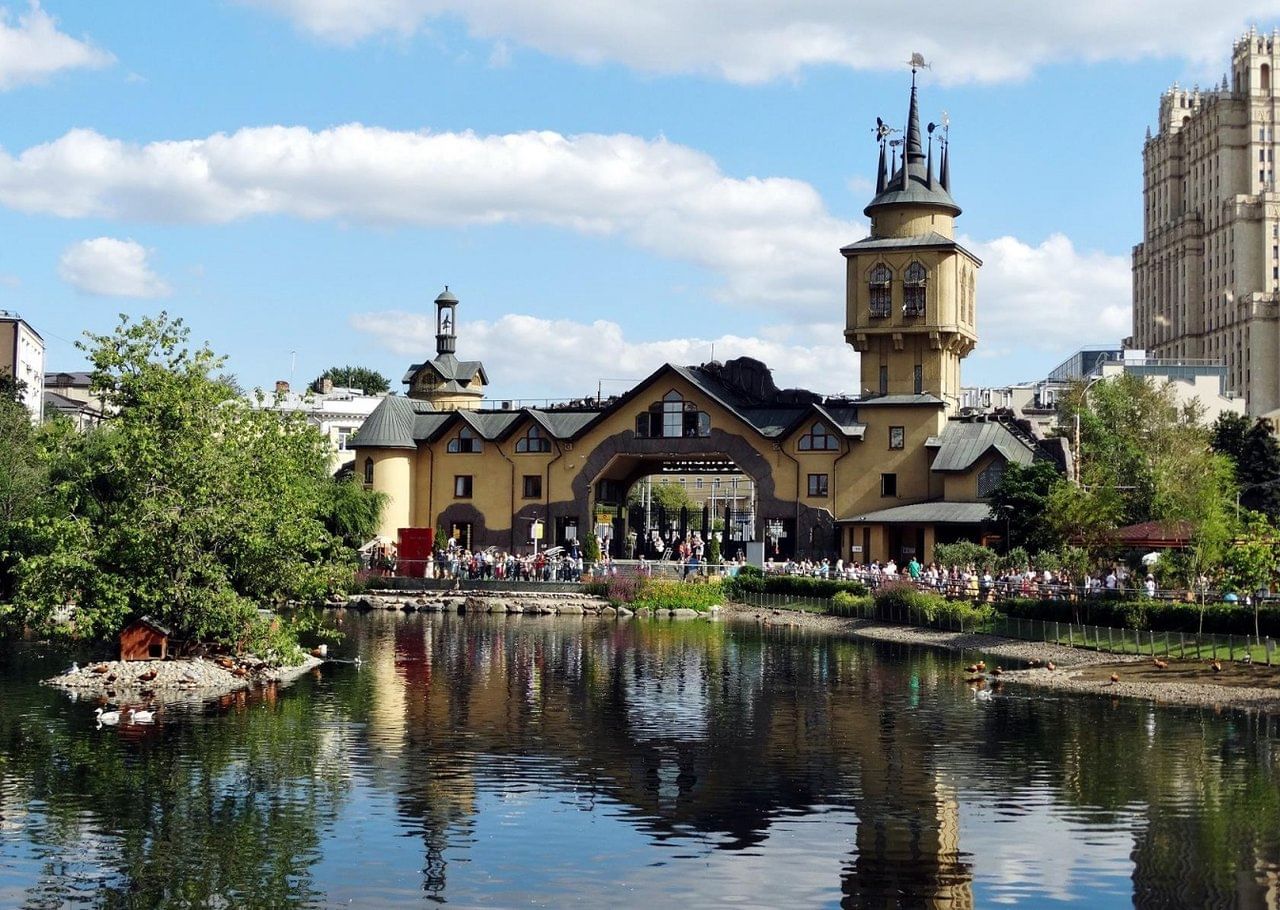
[{"xmin": 363, "ymin": 612, "xmax": 973, "ymax": 904}]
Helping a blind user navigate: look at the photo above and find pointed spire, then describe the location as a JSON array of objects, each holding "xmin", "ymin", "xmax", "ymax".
[
  {"xmin": 926, "ymin": 135, "xmax": 935, "ymax": 189},
  {"xmin": 876, "ymin": 141, "xmax": 887, "ymax": 194},
  {"xmin": 904, "ymin": 83, "xmax": 924, "ymax": 163},
  {"xmin": 939, "ymin": 139, "xmax": 949, "ymax": 191}
]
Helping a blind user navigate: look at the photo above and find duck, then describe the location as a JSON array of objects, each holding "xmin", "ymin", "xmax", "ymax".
[
  {"xmin": 128, "ymin": 708, "xmax": 156, "ymax": 724},
  {"xmin": 992, "ymin": 667, "xmax": 1004, "ymax": 676},
  {"xmin": 1109, "ymin": 672, "xmax": 1120, "ymax": 685},
  {"xmin": 1211, "ymin": 660, "xmax": 1223, "ymax": 673},
  {"xmin": 1045, "ymin": 661, "xmax": 1056, "ymax": 671},
  {"xmin": 974, "ymin": 688, "xmax": 993, "ymax": 701},
  {"xmin": 62, "ymin": 661, "xmax": 79, "ymax": 675},
  {"xmin": 138, "ymin": 668, "xmax": 158, "ymax": 682},
  {"xmin": 94, "ymin": 707, "xmax": 120, "ymax": 726}
]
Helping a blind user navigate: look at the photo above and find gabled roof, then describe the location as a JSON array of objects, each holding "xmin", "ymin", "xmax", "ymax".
[
  {"xmin": 402, "ymin": 353, "xmax": 489, "ymax": 388},
  {"xmin": 927, "ymin": 420, "xmax": 1037, "ymax": 473},
  {"xmin": 839, "ymin": 501, "xmax": 992, "ymax": 525}
]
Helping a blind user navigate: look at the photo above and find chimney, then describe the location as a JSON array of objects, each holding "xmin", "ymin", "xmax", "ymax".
[
  {"xmin": 320, "ymin": 377, "xmax": 333, "ymax": 394},
  {"xmin": 275, "ymin": 380, "xmax": 290, "ymax": 395}
]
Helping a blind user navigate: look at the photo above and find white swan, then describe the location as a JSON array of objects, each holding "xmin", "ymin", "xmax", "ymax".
[
  {"xmin": 95, "ymin": 707, "xmax": 120, "ymax": 725},
  {"xmin": 129, "ymin": 708, "xmax": 156, "ymax": 724},
  {"xmin": 973, "ymin": 688, "xmax": 993, "ymax": 702}
]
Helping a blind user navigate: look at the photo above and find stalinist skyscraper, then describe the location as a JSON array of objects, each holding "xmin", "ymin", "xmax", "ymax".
[{"xmin": 1132, "ymin": 27, "xmax": 1280, "ymax": 416}]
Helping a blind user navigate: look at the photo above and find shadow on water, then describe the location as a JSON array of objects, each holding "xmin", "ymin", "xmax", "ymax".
[{"xmin": 3, "ymin": 614, "xmax": 1280, "ymax": 907}]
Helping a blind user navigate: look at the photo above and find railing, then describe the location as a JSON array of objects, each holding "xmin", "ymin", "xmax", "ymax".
[{"xmin": 734, "ymin": 590, "xmax": 1279, "ymax": 665}]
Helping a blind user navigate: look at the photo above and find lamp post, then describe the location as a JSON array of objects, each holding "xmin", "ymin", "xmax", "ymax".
[{"xmin": 1073, "ymin": 375, "xmax": 1105, "ymax": 485}]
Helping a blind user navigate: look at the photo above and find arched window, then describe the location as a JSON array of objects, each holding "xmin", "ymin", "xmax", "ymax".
[
  {"xmin": 635, "ymin": 391, "xmax": 710, "ymax": 438},
  {"xmin": 447, "ymin": 426, "xmax": 482, "ymax": 453},
  {"xmin": 868, "ymin": 264, "xmax": 892, "ymax": 318},
  {"xmin": 798, "ymin": 421, "xmax": 839, "ymax": 451},
  {"xmin": 515, "ymin": 424, "xmax": 551, "ymax": 453},
  {"xmin": 1261, "ymin": 63, "xmax": 1271, "ymax": 94},
  {"xmin": 363, "ymin": 457, "xmax": 374, "ymax": 484},
  {"xmin": 903, "ymin": 261, "xmax": 926, "ymax": 317}
]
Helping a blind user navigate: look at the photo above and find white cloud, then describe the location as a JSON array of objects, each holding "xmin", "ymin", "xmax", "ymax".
[
  {"xmin": 58, "ymin": 237, "xmax": 171, "ymax": 298},
  {"xmin": 966, "ymin": 233, "xmax": 1132, "ymax": 357},
  {"xmin": 242, "ymin": 0, "xmax": 1276, "ymax": 84},
  {"xmin": 3, "ymin": 123, "xmax": 1131, "ymax": 370},
  {"xmin": 0, "ymin": 124, "xmax": 847, "ymax": 310},
  {"xmin": 349, "ymin": 310, "xmax": 860, "ymax": 398},
  {"xmin": 0, "ymin": 2, "xmax": 113, "ymax": 90}
]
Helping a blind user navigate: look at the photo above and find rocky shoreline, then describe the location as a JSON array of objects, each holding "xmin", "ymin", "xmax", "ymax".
[
  {"xmin": 45, "ymin": 654, "xmax": 324, "ymax": 705},
  {"xmin": 719, "ymin": 603, "xmax": 1280, "ymax": 714},
  {"xmin": 335, "ymin": 590, "xmax": 719, "ymax": 620}
]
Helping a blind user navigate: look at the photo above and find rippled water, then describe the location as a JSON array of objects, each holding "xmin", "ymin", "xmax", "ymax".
[{"xmin": 3, "ymin": 612, "xmax": 1280, "ymax": 908}]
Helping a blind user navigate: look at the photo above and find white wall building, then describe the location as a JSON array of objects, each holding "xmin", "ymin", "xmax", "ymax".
[
  {"xmin": 251, "ymin": 380, "xmax": 388, "ymax": 469},
  {"xmin": 0, "ymin": 311, "xmax": 45, "ymax": 424}
]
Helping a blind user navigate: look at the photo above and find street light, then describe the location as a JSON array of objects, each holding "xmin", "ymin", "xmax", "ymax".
[{"xmin": 1073, "ymin": 375, "xmax": 1105, "ymax": 485}]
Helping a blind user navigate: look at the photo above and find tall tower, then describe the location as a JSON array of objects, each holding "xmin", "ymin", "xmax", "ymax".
[
  {"xmin": 403, "ymin": 286, "xmax": 489, "ymax": 409},
  {"xmin": 842, "ymin": 69, "xmax": 980, "ymax": 411},
  {"xmin": 1132, "ymin": 28, "xmax": 1280, "ymax": 416}
]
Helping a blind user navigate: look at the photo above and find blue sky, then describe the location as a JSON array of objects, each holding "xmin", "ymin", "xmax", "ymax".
[{"xmin": 4, "ymin": 2, "xmax": 1278, "ymax": 399}]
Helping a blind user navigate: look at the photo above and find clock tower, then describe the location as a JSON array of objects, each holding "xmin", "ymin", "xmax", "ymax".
[{"xmin": 842, "ymin": 70, "xmax": 980, "ymax": 411}]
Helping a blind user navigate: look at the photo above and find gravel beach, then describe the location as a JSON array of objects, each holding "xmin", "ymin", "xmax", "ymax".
[
  {"xmin": 721, "ymin": 603, "xmax": 1280, "ymax": 714},
  {"xmin": 45, "ymin": 654, "xmax": 324, "ymax": 706}
]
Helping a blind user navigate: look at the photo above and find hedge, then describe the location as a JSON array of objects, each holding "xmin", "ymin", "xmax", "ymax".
[{"xmin": 723, "ymin": 573, "xmax": 869, "ymax": 600}]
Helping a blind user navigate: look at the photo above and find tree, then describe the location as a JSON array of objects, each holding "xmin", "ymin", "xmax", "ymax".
[
  {"xmin": 319, "ymin": 479, "xmax": 388, "ymax": 548},
  {"xmin": 312, "ymin": 366, "xmax": 390, "ymax": 395},
  {"xmin": 0, "ymin": 394, "xmax": 44, "ymax": 600},
  {"xmin": 1210, "ymin": 411, "xmax": 1251, "ymax": 462},
  {"xmin": 626, "ymin": 479, "xmax": 693, "ymax": 514},
  {"xmin": 1222, "ymin": 511, "xmax": 1280, "ymax": 642},
  {"xmin": 985, "ymin": 460, "xmax": 1063, "ymax": 554},
  {"xmin": 1236, "ymin": 419, "xmax": 1280, "ymax": 521},
  {"xmin": 16, "ymin": 313, "xmax": 357, "ymax": 659}
]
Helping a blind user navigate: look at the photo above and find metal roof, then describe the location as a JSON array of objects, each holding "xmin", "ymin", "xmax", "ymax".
[
  {"xmin": 854, "ymin": 393, "xmax": 946, "ymax": 407},
  {"xmin": 929, "ymin": 421, "xmax": 1036, "ymax": 473},
  {"xmin": 839, "ymin": 232, "xmax": 982, "ymax": 264},
  {"xmin": 402, "ymin": 353, "xmax": 489, "ymax": 387},
  {"xmin": 350, "ymin": 396, "xmax": 424, "ymax": 449},
  {"xmin": 839, "ymin": 501, "xmax": 992, "ymax": 525}
]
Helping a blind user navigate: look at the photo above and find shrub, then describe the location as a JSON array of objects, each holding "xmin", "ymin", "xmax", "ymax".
[
  {"xmin": 831, "ymin": 592, "xmax": 874, "ymax": 617},
  {"xmin": 995, "ymin": 597, "xmax": 1280, "ymax": 636},
  {"xmin": 630, "ymin": 578, "xmax": 724, "ymax": 612},
  {"xmin": 723, "ymin": 573, "xmax": 868, "ymax": 601}
]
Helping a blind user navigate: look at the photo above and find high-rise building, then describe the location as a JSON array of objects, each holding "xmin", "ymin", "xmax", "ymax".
[{"xmin": 1132, "ymin": 27, "xmax": 1280, "ymax": 417}]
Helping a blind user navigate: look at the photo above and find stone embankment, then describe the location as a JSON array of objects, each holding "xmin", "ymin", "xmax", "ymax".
[
  {"xmin": 45, "ymin": 654, "xmax": 323, "ymax": 704},
  {"xmin": 335, "ymin": 590, "xmax": 720, "ymax": 621}
]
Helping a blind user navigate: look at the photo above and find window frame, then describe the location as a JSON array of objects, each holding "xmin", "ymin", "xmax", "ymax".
[
  {"xmin": 903, "ymin": 261, "xmax": 927, "ymax": 317},
  {"xmin": 798, "ymin": 421, "xmax": 839, "ymax": 451},
  {"xmin": 880, "ymin": 473, "xmax": 897, "ymax": 497},
  {"xmin": 363, "ymin": 457, "xmax": 374, "ymax": 485},
  {"xmin": 454, "ymin": 475, "xmax": 474, "ymax": 499},
  {"xmin": 447, "ymin": 426, "xmax": 482, "ymax": 454},
  {"xmin": 522, "ymin": 474, "xmax": 542, "ymax": 499},
  {"xmin": 868, "ymin": 263, "xmax": 892, "ymax": 318},
  {"xmin": 889, "ymin": 426, "xmax": 905, "ymax": 450},
  {"xmin": 807, "ymin": 473, "xmax": 829, "ymax": 497},
  {"xmin": 515, "ymin": 424, "xmax": 551, "ymax": 453}
]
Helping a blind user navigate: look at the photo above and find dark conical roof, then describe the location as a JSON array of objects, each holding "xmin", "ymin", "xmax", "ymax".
[
  {"xmin": 864, "ymin": 82, "xmax": 960, "ymax": 218},
  {"xmin": 435, "ymin": 286, "xmax": 459, "ymax": 305}
]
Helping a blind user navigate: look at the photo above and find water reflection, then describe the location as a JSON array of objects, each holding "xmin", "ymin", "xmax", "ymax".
[{"xmin": 4, "ymin": 613, "xmax": 1280, "ymax": 907}]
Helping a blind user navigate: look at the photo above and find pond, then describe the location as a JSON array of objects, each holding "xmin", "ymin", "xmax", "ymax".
[{"xmin": 2, "ymin": 611, "xmax": 1279, "ymax": 907}]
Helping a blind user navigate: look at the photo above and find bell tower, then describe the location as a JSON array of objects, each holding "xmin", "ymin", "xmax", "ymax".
[
  {"xmin": 435, "ymin": 286, "xmax": 459, "ymax": 355},
  {"xmin": 842, "ymin": 64, "xmax": 980, "ymax": 411}
]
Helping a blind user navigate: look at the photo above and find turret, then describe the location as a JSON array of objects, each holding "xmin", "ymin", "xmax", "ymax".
[{"xmin": 435, "ymin": 286, "xmax": 458, "ymax": 355}]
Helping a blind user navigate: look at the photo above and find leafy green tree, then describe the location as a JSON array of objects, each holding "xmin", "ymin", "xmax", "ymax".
[
  {"xmin": 986, "ymin": 460, "xmax": 1063, "ymax": 553},
  {"xmin": 312, "ymin": 365, "xmax": 390, "ymax": 395},
  {"xmin": 1222, "ymin": 511, "xmax": 1280, "ymax": 640},
  {"xmin": 0, "ymin": 393, "xmax": 45, "ymax": 600},
  {"xmin": 933, "ymin": 541, "xmax": 997, "ymax": 571},
  {"xmin": 627, "ymin": 479, "xmax": 693, "ymax": 514},
  {"xmin": 16, "ymin": 313, "xmax": 357, "ymax": 658},
  {"xmin": 319, "ymin": 478, "xmax": 388, "ymax": 548},
  {"xmin": 1210, "ymin": 411, "xmax": 1251, "ymax": 462},
  {"xmin": 1236, "ymin": 419, "xmax": 1280, "ymax": 521}
]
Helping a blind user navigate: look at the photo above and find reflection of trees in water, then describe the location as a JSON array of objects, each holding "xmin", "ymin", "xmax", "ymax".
[
  {"xmin": 347, "ymin": 615, "xmax": 974, "ymax": 906},
  {"xmin": 0, "ymin": 678, "xmax": 350, "ymax": 907}
]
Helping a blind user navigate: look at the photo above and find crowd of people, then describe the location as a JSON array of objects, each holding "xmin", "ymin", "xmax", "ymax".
[{"xmin": 764, "ymin": 557, "xmax": 1172, "ymax": 600}]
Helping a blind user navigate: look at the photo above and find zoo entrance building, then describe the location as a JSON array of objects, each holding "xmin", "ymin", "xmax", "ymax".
[{"xmin": 354, "ymin": 77, "xmax": 1066, "ymax": 566}]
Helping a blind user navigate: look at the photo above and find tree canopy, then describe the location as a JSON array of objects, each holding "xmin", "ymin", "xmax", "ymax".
[
  {"xmin": 627, "ymin": 479, "xmax": 694, "ymax": 514},
  {"xmin": 312, "ymin": 365, "xmax": 390, "ymax": 395},
  {"xmin": 985, "ymin": 460, "xmax": 1061, "ymax": 554},
  {"xmin": 14, "ymin": 314, "xmax": 382, "ymax": 659}
]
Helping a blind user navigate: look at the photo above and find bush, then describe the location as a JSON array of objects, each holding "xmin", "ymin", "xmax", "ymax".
[
  {"xmin": 831, "ymin": 591, "xmax": 874, "ymax": 617},
  {"xmin": 723, "ymin": 573, "xmax": 867, "ymax": 601},
  {"xmin": 932, "ymin": 541, "xmax": 998, "ymax": 571},
  {"xmin": 736, "ymin": 564, "xmax": 764, "ymax": 579},
  {"xmin": 630, "ymin": 578, "xmax": 724, "ymax": 612}
]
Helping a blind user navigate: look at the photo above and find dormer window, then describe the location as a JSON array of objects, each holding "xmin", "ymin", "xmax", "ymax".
[
  {"xmin": 798, "ymin": 422, "xmax": 839, "ymax": 451},
  {"xmin": 515, "ymin": 424, "xmax": 551, "ymax": 453},
  {"xmin": 868, "ymin": 264, "xmax": 892, "ymax": 318},
  {"xmin": 447, "ymin": 426, "xmax": 482, "ymax": 453},
  {"xmin": 903, "ymin": 262, "xmax": 926, "ymax": 317}
]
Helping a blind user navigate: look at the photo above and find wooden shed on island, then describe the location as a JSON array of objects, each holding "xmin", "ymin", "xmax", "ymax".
[{"xmin": 119, "ymin": 616, "xmax": 173, "ymax": 661}]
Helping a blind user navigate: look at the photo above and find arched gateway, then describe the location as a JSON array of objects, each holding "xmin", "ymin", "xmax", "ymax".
[{"xmin": 355, "ymin": 74, "xmax": 1069, "ymax": 566}]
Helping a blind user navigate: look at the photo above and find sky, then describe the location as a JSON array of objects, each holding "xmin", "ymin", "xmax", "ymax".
[{"xmin": 4, "ymin": 1, "xmax": 1279, "ymax": 401}]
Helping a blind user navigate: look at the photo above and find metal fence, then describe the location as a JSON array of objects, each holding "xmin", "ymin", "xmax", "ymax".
[{"xmin": 734, "ymin": 591, "xmax": 1278, "ymax": 664}]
